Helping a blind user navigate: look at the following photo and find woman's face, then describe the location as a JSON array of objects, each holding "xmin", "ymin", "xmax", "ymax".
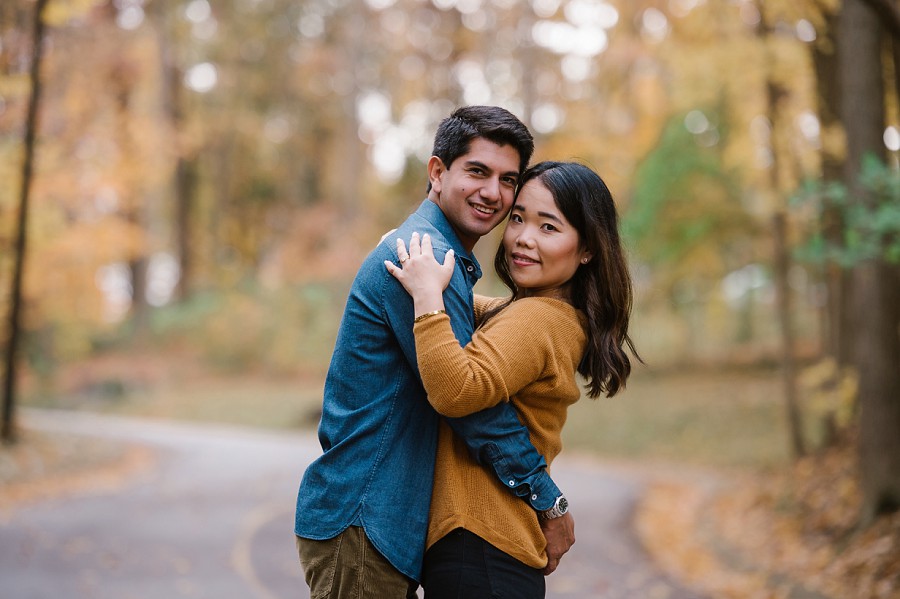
[{"xmin": 502, "ymin": 178, "xmax": 591, "ymax": 301}]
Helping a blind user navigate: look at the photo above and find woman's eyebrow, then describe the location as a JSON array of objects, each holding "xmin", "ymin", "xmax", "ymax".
[
  {"xmin": 538, "ymin": 211, "xmax": 564, "ymax": 224},
  {"xmin": 512, "ymin": 204, "xmax": 564, "ymax": 224}
]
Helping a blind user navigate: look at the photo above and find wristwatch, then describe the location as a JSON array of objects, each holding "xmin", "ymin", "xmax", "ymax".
[{"xmin": 539, "ymin": 494, "xmax": 569, "ymax": 520}]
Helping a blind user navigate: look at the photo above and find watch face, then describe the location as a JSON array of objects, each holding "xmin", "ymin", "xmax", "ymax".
[{"xmin": 558, "ymin": 497, "xmax": 569, "ymax": 513}]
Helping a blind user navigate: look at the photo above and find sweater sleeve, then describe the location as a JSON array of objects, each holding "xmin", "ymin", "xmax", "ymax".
[
  {"xmin": 473, "ymin": 294, "xmax": 507, "ymax": 326},
  {"xmin": 414, "ymin": 299, "xmax": 566, "ymax": 418}
]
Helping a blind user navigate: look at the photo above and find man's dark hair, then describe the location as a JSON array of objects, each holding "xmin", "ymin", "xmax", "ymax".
[{"xmin": 427, "ymin": 106, "xmax": 534, "ymax": 192}]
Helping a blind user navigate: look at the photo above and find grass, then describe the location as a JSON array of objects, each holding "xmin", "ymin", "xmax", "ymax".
[
  {"xmin": 562, "ymin": 366, "xmax": 791, "ymax": 469},
  {"xmin": 21, "ymin": 350, "xmax": 793, "ymax": 472},
  {"xmin": 24, "ymin": 372, "xmax": 325, "ymax": 432},
  {"xmin": 109, "ymin": 377, "xmax": 326, "ymax": 430}
]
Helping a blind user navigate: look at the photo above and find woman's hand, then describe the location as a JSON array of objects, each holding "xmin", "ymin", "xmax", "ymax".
[
  {"xmin": 378, "ymin": 228, "xmax": 397, "ymax": 245},
  {"xmin": 384, "ymin": 233, "xmax": 454, "ymax": 313}
]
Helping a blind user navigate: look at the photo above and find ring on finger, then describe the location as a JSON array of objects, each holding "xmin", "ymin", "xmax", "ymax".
[{"xmin": 399, "ymin": 256, "xmax": 409, "ymax": 264}]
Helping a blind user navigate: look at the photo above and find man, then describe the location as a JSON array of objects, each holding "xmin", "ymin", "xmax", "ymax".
[{"xmin": 295, "ymin": 106, "xmax": 574, "ymax": 598}]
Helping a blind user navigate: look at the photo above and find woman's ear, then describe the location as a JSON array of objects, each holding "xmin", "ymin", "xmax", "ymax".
[
  {"xmin": 427, "ymin": 156, "xmax": 445, "ymax": 195},
  {"xmin": 580, "ymin": 251, "xmax": 593, "ymax": 265}
]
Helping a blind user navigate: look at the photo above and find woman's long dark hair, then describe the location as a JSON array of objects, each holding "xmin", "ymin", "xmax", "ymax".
[{"xmin": 487, "ymin": 161, "xmax": 639, "ymax": 398}]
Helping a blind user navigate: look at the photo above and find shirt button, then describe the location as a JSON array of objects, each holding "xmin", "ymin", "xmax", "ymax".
[
  {"xmin": 532, "ymin": 494, "xmax": 538, "ymax": 500},
  {"xmin": 467, "ymin": 265, "xmax": 474, "ymax": 272},
  {"xmin": 508, "ymin": 480, "xmax": 515, "ymax": 486}
]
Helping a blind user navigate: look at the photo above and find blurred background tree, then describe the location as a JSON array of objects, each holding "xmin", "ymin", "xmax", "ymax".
[{"xmin": 2, "ymin": 0, "xmax": 898, "ymax": 528}]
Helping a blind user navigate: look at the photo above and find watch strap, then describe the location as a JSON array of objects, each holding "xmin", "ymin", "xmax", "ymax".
[{"xmin": 539, "ymin": 495, "xmax": 568, "ymax": 520}]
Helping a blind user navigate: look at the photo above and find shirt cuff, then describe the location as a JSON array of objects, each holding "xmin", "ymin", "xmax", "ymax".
[{"xmin": 516, "ymin": 469, "xmax": 562, "ymax": 511}]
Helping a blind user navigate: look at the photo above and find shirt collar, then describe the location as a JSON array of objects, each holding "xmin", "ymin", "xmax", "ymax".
[{"xmin": 415, "ymin": 199, "xmax": 483, "ymax": 279}]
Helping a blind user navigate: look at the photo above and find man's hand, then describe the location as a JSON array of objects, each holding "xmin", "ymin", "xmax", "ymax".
[{"xmin": 540, "ymin": 511, "xmax": 575, "ymax": 575}]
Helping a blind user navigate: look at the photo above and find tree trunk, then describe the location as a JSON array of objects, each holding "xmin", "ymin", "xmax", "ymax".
[
  {"xmin": 111, "ymin": 62, "xmax": 150, "ymax": 333},
  {"xmin": 839, "ymin": 0, "xmax": 900, "ymax": 522},
  {"xmin": 758, "ymin": 8, "xmax": 805, "ymax": 458},
  {"xmin": 2, "ymin": 0, "xmax": 49, "ymax": 444},
  {"xmin": 334, "ymin": 7, "xmax": 364, "ymax": 224},
  {"xmin": 854, "ymin": 262, "xmax": 900, "ymax": 520},
  {"xmin": 812, "ymin": 9, "xmax": 856, "ymax": 367},
  {"xmin": 151, "ymin": 0, "xmax": 195, "ymax": 303},
  {"xmin": 773, "ymin": 212, "xmax": 805, "ymax": 458},
  {"xmin": 173, "ymin": 158, "xmax": 197, "ymax": 302},
  {"xmin": 893, "ymin": 38, "xmax": 900, "ymax": 117}
]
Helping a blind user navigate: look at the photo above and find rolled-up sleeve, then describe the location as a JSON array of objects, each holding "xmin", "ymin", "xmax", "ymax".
[
  {"xmin": 447, "ymin": 404, "xmax": 562, "ymax": 511},
  {"xmin": 422, "ymin": 298, "xmax": 563, "ymax": 511}
]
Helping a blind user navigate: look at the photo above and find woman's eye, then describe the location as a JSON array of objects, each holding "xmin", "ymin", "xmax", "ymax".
[{"xmin": 542, "ymin": 223, "xmax": 557, "ymax": 232}]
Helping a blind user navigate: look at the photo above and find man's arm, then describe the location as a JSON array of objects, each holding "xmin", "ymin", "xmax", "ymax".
[
  {"xmin": 444, "ymin": 405, "xmax": 558, "ymax": 508},
  {"xmin": 444, "ymin": 404, "xmax": 575, "ymax": 573},
  {"xmin": 441, "ymin": 270, "xmax": 576, "ymax": 570},
  {"xmin": 383, "ymin": 241, "xmax": 575, "ymax": 569}
]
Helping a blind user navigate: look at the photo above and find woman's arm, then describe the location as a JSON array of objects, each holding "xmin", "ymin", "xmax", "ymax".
[
  {"xmin": 473, "ymin": 294, "xmax": 507, "ymax": 326},
  {"xmin": 386, "ymin": 233, "xmax": 549, "ymax": 416},
  {"xmin": 412, "ymin": 302, "xmax": 550, "ymax": 416}
]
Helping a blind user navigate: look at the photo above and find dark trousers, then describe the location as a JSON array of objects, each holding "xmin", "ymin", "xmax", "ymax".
[{"xmin": 422, "ymin": 528, "xmax": 545, "ymax": 599}]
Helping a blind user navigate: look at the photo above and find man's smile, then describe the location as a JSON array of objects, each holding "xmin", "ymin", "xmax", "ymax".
[{"xmin": 470, "ymin": 202, "xmax": 497, "ymax": 216}]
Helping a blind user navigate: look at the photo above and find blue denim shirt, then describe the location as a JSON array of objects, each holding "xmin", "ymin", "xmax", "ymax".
[{"xmin": 294, "ymin": 200, "xmax": 562, "ymax": 581}]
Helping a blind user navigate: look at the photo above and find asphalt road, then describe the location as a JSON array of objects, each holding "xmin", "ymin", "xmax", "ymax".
[{"xmin": 1, "ymin": 409, "xmax": 707, "ymax": 599}]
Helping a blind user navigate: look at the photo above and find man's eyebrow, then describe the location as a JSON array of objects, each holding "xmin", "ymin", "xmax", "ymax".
[{"xmin": 463, "ymin": 160, "xmax": 519, "ymax": 180}]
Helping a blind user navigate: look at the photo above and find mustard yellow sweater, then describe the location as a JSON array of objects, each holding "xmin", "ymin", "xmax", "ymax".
[{"xmin": 413, "ymin": 295, "xmax": 587, "ymax": 569}]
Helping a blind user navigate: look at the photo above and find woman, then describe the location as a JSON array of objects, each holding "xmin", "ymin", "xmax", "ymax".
[{"xmin": 384, "ymin": 161, "xmax": 638, "ymax": 598}]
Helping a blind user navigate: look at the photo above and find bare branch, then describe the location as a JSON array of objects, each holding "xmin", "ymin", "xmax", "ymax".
[{"xmin": 860, "ymin": 0, "xmax": 900, "ymax": 39}]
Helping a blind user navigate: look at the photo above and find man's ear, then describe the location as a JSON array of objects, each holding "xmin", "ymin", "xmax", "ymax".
[{"xmin": 427, "ymin": 156, "xmax": 445, "ymax": 194}]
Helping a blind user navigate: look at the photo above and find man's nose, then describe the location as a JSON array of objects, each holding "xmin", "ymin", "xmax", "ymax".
[{"xmin": 481, "ymin": 176, "xmax": 501, "ymax": 202}]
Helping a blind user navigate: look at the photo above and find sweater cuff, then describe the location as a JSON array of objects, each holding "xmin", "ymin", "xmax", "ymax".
[{"xmin": 413, "ymin": 312, "xmax": 451, "ymax": 334}]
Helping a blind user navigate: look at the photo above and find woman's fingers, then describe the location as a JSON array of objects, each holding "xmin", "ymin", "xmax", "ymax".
[
  {"xmin": 408, "ymin": 231, "xmax": 421, "ymax": 257},
  {"xmin": 395, "ymin": 232, "xmax": 444, "ymax": 268},
  {"xmin": 387, "ymin": 232, "xmax": 454, "ymax": 293},
  {"xmin": 384, "ymin": 260, "xmax": 400, "ymax": 278},
  {"xmin": 379, "ymin": 228, "xmax": 397, "ymax": 245},
  {"xmin": 396, "ymin": 238, "xmax": 409, "ymax": 264}
]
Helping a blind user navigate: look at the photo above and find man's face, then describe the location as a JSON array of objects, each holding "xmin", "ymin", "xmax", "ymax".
[{"xmin": 428, "ymin": 137, "xmax": 521, "ymax": 252}]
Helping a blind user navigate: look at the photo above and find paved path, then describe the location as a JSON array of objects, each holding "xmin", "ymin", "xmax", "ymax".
[{"xmin": 1, "ymin": 409, "xmax": 706, "ymax": 598}]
